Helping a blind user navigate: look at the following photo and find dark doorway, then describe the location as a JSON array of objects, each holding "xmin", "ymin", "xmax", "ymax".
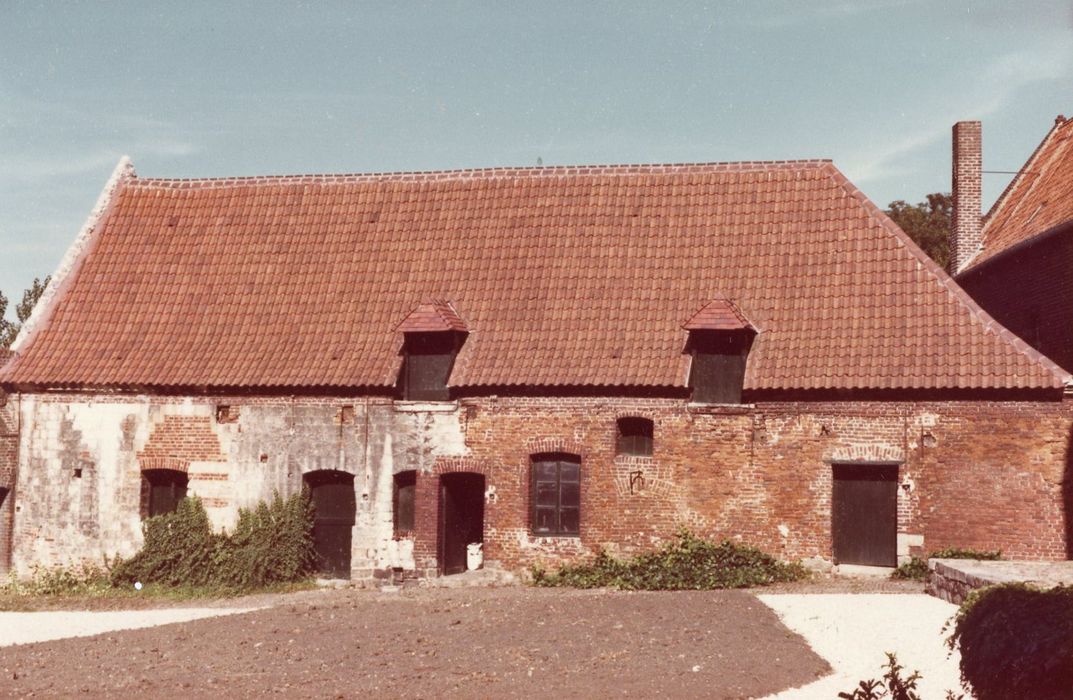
[
  {"xmin": 141, "ymin": 469, "xmax": 189, "ymax": 518},
  {"xmin": 832, "ymin": 463, "xmax": 898, "ymax": 566},
  {"xmin": 303, "ymin": 470, "xmax": 356, "ymax": 579},
  {"xmin": 439, "ymin": 472, "xmax": 485, "ymax": 575}
]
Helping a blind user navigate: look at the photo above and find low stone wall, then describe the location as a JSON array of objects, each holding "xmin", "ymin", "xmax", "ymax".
[{"xmin": 927, "ymin": 559, "xmax": 1073, "ymax": 605}]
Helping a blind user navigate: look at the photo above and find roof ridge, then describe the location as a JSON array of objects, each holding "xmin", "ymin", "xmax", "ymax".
[
  {"xmin": 127, "ymin": 159, "xmax": 834, "ymax": 189},
  {"xmin": 822, "ymin": 161, "xmax": 1071, "ymax": 387}
]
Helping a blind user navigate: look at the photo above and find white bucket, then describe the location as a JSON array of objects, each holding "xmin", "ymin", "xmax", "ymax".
[{"xmin": 466, "ymin": 542, "xmax": 484, "ymax": 571}]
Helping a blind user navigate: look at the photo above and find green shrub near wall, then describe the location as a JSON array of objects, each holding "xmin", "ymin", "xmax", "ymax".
[
  {"xmin": 111, "ymin": 490, "xmax": 315, "ymax": 591},
  {"xmin": 531, "ymin": 529, "xmax": 808, "ymax": 590},
  {"xmin": 948, "ymin": 583, "xmax": 1073, "ymax": 700}
]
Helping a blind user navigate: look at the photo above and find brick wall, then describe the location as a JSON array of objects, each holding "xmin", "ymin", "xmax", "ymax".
[
  {"xmin": 451, "ymin": 396, "xmax": 1072, "ymax": 570},
  {"xmin": 6, "ymin": 391, "xmax": 1072, "ymax": 578},
  {"xmin": 959, "ymin": 230, "xmax": 1073, "ymax": 373}
]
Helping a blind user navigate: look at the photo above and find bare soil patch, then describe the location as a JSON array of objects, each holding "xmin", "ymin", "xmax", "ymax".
[{"xmin": 0, "ymin": 587, "xmax": 827, "ymax": 699}]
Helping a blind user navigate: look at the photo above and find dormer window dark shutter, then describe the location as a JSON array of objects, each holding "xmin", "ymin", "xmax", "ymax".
[
  {"xmin": 400, "ymin": 332, "xmax": 461, "ymax": 400},
  {"xmin": 682, "ymin": 297, "xmax": 757, "ymax": 405},
  {"xmin": 395, "ymin": 300, "xmax": 468, "ymax": 401}
]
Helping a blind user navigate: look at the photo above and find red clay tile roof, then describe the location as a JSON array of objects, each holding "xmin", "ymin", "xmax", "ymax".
[
  {"xmin": 395, "ymin": 300, "xmax": 468, "ymax": 333},
  {"xmin": 1, "ymin": 159, "xmax": 1067, "ymax": 392},
  {"xmin": 682, "ymin": 297, "xmax": 755, "ymax": 331},
  {"xmin": 970, "ymin": 115, "xmax": 1073, "ymax": 268}
]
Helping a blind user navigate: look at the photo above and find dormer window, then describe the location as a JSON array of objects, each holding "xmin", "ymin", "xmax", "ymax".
[
  {"xmin": 395, "ymin": 300, "xmax": 468, "ymax": 401},
  {"xmin": 682, "ymin": 297, "xmax": 757, "ymax": 405}
]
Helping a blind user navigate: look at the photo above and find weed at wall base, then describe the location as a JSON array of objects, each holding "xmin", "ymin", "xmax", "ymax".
[{"xmin": 530, "ymin": 529, "xmax": 808, "ymax": 590}]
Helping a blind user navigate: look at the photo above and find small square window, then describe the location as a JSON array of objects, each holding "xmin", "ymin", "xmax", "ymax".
[
  {"xmin": 617, "ymin": 417, "xmax": 654, "ymax": 456},
  {"xmin": 337, "ymin": 405, "xmax": 356, "ymax": 425},
  {"xmin": 215, "ymin": 405, "xmax": 239, "ymax": 424}
]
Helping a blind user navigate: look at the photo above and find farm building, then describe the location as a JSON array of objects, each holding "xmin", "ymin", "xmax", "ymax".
[
  {"xmin": 954, "ymin": 116, "xmax": 1073, "ymax": 374},
  {"xmin": 0, "ymin": 156, "xmax": 1070, "ymax": 583}
]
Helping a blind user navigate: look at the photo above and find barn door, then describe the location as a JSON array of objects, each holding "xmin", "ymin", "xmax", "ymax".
[
  {"xmin": 303, "ymin": 470, "xmax": 356, "ymax": 579},
  {"xmin": 439, "ymin": 473, "xmax": 485, "ymax": 575},
  {"xmin": 832, "ymin": 463, "xmax": 898, "ymax": 567}
]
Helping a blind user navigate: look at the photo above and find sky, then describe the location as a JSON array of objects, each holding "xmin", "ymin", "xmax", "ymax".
[{"xmin": 1, "ymin": 1, "xmax": 1072, "ymax": 310}]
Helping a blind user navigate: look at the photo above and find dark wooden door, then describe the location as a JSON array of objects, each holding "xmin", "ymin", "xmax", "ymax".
[
  {"xmin": 832, "ymin": 463, "xmax": 898, "ymax": 567},
  {"xmin": 303, "ymin": 471, "xmax": 356, "ymax": 579},
  {"xmin": 439, "ymin": 473, "xmax": 485, "ymax": 575}
]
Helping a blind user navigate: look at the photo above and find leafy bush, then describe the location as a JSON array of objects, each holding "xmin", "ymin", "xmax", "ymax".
[
  {"xmin": 947, "ymin": 583, "xmax": 1073, "ymax": 700},
  {"xmin": 892, "ymin": 547, "xmax": 1002, "ymax": 581},
  {"xmin": 839, "ymin": 653, "xmax": 963, "ymax": 700},
  {"xmin": 890, "ymin": 558, "xmax": 929, "ymax": 581},
  {"xmin": 214, "ymin": 492, "xmax": 317, "ymax": 589},
  {"xmin": 111, "ymin": 496, "xmax": 218, "ymax": 587},
  {"xmin": 111, "ymin": 489, "xmax": 315, "ymax": 591},
  {"xmin": 531, "ymin": 529, "xmax": 807, "ymax": 590}
]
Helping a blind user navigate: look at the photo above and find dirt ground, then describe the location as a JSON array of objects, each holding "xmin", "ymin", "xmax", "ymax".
[{"xmin": 0, "ymin": 587, "xmax": 829, "ymax": 699}]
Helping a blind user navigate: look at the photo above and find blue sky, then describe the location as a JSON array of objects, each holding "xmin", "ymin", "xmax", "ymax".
[{"xmin": 1, "ymin": 1, "xmax": 1071, "ymax": 309}]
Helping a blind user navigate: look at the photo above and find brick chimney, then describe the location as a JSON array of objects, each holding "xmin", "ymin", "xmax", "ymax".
[{"xmin": 951, "ymin": 121, "xmax": 983, "ymax": 273}]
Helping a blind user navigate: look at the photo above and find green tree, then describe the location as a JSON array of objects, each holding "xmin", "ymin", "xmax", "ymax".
[
  {"xmin": 0, "ymin": 291, "xmax": 12, "ymax": 349},
  {"xmin": 885, "ymin": 193, "xmax": 951, "ymax": 269},
  {"xmin": 0, "ymin": 276, "xmax": 51, "ymax": 349}
]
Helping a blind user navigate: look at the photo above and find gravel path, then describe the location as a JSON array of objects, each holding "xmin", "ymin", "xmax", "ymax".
[
  {"xmin": 0, "ymin": 608, "xmax": 256, "ymax": 647},
  {"xmin": 757, "ymin": 593, "xmax": 967, "ymax": 699}
]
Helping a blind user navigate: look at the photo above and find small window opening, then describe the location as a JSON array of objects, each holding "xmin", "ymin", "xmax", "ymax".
[
  {"xmin": 393, "ymin": 470, "xmax": 417, "ymax": 535},
  {"xmin": 337, "ymin": 405, "xmax": 356, "ymax": 425},
  {"xmin": 73, "ymin": 467, "xmax": 83, "ymax": 479},
  {"xmin": 688, "ymin": 329, "xmax": 754, "ymax": 404},
  {"xmin": 215, "ymin": 405, "xmax": 239, "ymax": 424},
  {"xmin": 616, "ymin": 417, "xmax": 654, "ymax": 456},
  {"xmin": 140, "ymin": 469, "xmax": 189, "ymax": 519},
  {"xmin": 530, "ymin": 453, "xmax": 581, "ymax": 536}
]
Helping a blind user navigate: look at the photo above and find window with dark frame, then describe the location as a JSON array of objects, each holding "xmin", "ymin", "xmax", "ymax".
[
  {"xmin": 616, "ymin": 417, "xmax": 654, "ymax": 456},
  {"xmin": 687, "ymin": 329, "xmax": 754, "ymax": 404},
  {"xmin": 140, "ymin": 469, "xmax": 189, "ymax": 519},
  {"xmin": 530, "ymin": 453, "xmax": 581, "ymax": 536},
  {"xmin": 399, "ymin": 331, "xmax": 461, "ymax": 401},
  {"xmin": 393, "ymin": 470, "xmax": 416, "ymax": 535}
]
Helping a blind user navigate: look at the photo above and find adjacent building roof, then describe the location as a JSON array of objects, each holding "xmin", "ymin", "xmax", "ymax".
[
  {"xmin": 1, "ymin": 158, "xmax": 1066, "ymax": 393},
  {"xmin": 970, "ymin": 115, "xmax": 1073, "ymax": 268}
]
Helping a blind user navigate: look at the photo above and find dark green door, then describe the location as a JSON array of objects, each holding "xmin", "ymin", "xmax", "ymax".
[
  {"xmin": 303, "ymin": 470, "xmax": 356, "ymax": 579},
  {"xmin": 832, "ymin": 463, "xmax": 898, "ymax": 567}
]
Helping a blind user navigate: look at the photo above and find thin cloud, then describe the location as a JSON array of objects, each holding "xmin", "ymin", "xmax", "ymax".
[{"xmin": 840, "ymin": 40, "xmax": 1073, "ymax": 184}]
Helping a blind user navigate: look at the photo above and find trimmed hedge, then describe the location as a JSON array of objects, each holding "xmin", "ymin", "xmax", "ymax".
[
  {"xmin": 111, "ymin": 490, "xmax": 315, "ymax": 591},
  {"xmin": 948, "ymin": 583, "xmax": 1073, "ymax": 700},
  {"xmin": 531, "ymin": 529, "xmax": 808, "ymax": 590}
]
